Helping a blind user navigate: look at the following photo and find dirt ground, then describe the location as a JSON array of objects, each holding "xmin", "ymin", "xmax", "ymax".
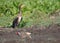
[{"xmin": 0, "ymin": 24, "xmax": 60, "ymax": 43}]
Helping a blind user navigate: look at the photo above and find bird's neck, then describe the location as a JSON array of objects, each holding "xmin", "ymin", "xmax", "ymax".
[
  {"xmin": 17, "ymin": 9, "xmax": 22, "ymax": 17},
  {"xmin": 19, "ymin": 7, "xmax": 22, "ymax": 13}
]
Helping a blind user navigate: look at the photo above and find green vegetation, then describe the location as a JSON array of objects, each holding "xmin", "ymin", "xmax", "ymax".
[{"xmin": 0, "ymin": 0, "xmax": 60, "ymax": 28}]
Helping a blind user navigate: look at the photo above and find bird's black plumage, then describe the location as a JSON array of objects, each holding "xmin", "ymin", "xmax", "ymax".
[
  {"xmin": 12, "ymin": 17, "xmax": 23, "ymax": 28},
  {"xmin": 12, "ymin": 17, "xmax": 19, "ymax": 28}
]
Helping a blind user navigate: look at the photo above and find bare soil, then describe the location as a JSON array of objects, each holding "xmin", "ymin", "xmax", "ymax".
[{"xmin": 0, "ymin": 24, "xmax": 60, "ymax": 43}]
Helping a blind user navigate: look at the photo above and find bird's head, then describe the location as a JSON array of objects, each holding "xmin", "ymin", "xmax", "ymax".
[{"xmin": 18, "ymin": 4, "xmax": 25, "ymax": 9}]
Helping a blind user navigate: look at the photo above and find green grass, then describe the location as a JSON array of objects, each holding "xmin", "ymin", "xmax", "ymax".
[{"xmin": 0, "ymin": 0, "xmax": 60, "ymax": 28}]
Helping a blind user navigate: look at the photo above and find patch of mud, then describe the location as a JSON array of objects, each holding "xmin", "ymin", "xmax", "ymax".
[{"xmin": 0, "ymin": 24, "xmax": 60, "ymax": 43}]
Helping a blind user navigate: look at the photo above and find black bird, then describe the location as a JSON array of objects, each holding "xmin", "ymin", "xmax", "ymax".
[{"xmin": 12, "ymin": 4, "xmax": 25, "ymax": 28}]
